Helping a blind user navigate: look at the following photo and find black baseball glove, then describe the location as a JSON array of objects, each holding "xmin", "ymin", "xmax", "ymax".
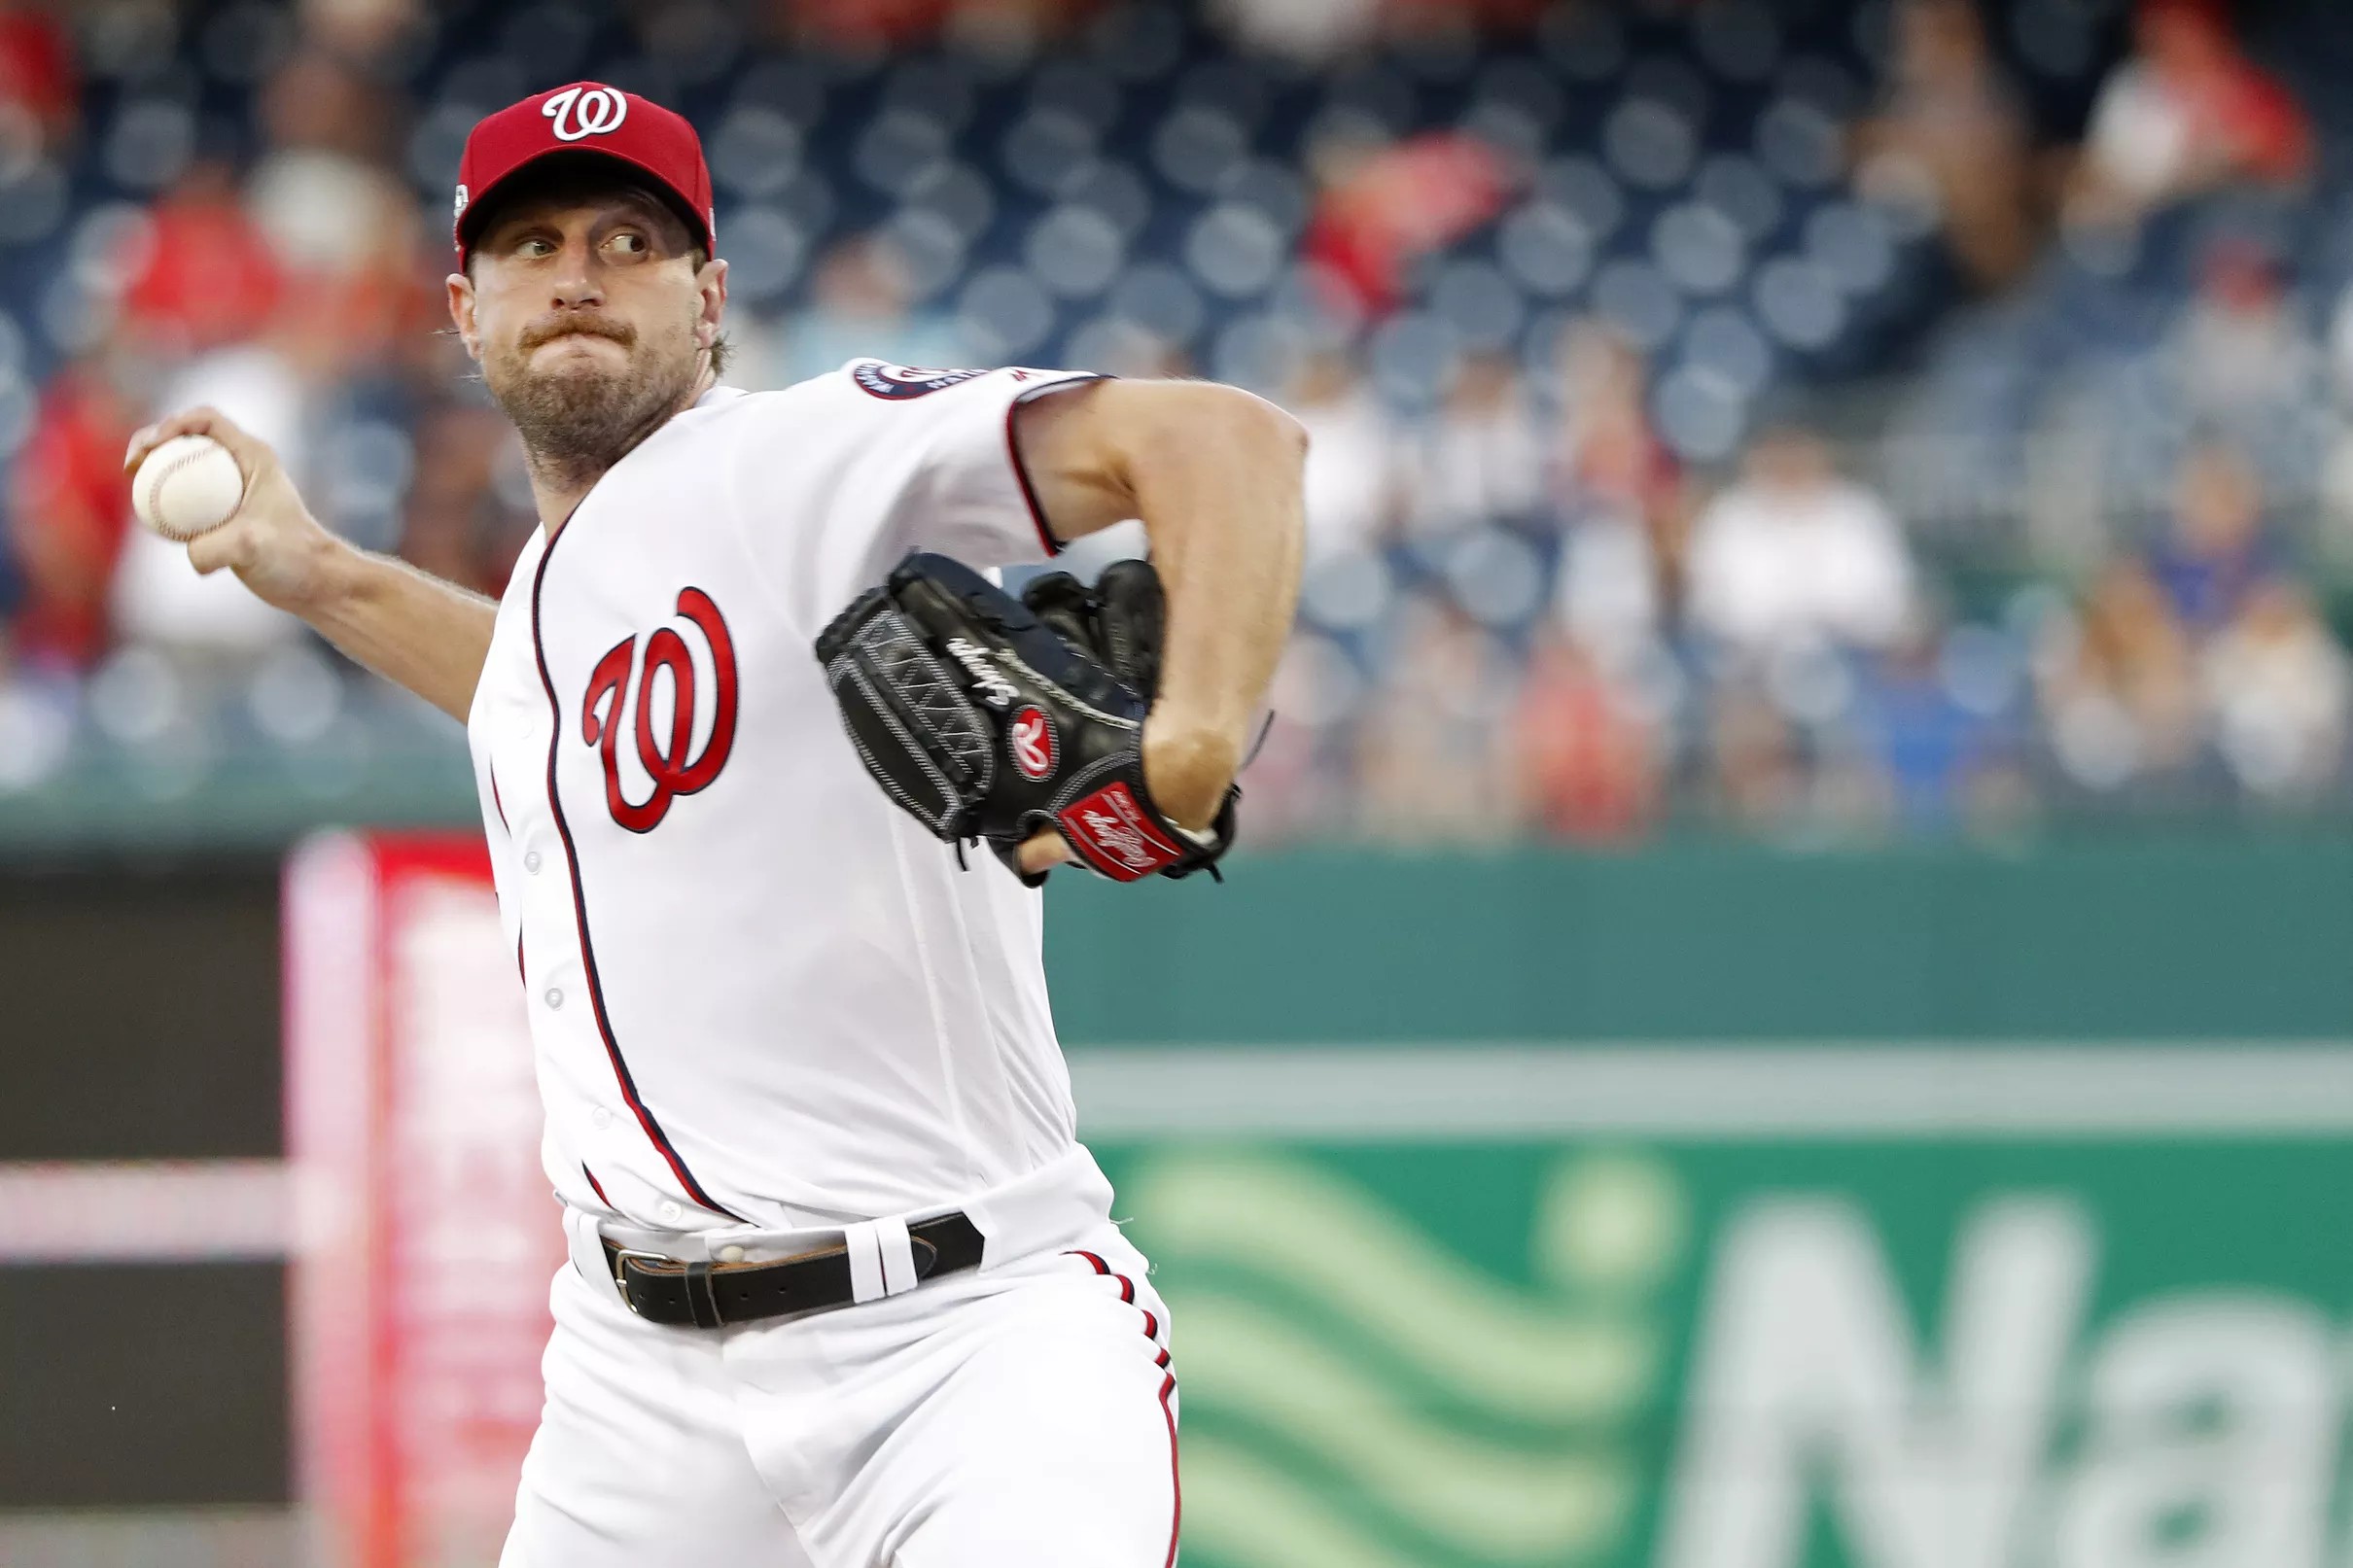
[{"xmin": 814, "ymin": 551, "xmax": 1238, "ymax": 885}]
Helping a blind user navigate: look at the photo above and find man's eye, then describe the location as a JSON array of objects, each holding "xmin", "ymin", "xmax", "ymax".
[
  {"xmin": 608, "ymin": 231, "xmax": 648, "ymax": 256},
  {"xmin": 517, "ymin": 237, "xmax": 555, "ymax": 258}
]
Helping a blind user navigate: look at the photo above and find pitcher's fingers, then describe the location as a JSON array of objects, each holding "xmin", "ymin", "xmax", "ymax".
[
  {"xmin": 126, "ymin": 411, "xmax": 221, "ymax": 471},
  {"xmin": 185, "ymin": 522, "xmax": 247, "ymax": 576},
  {"xmin": 124, "ymin": 405, "xmax": 263, "ymax": 478},
  {"xmin": 1017, "ymin": 829, "xmax": 1074, "ymax": 876},
  {"xmin": 123, "ymin": 423, "xmax": 161, "ymax": 471}
]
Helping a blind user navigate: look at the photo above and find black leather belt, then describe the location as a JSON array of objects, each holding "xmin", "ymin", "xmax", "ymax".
[{"xmin": 601, "ymin": 1211, "xmax": 985, "ymax": 1329}]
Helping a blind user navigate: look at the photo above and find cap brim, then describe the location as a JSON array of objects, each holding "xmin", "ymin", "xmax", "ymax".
[{"xmin": 457, "ymin": 146, "xmax": 713, "ymax": 260}]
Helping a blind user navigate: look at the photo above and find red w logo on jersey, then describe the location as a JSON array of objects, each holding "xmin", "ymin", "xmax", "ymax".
[{"xmin": 580, "ymin": 587, "xmax": 739, "ymax": 832}]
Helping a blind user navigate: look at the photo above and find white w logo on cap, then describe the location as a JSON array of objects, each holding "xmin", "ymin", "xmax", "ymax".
[{"xmin": 543, "ymin": 85, "xmax": 628, "ymax": 142}]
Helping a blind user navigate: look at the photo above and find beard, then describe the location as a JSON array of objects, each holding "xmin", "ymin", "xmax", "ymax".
[{"xmin": 482, "ymin": 307, "xmax": 703, "ymax": 490}]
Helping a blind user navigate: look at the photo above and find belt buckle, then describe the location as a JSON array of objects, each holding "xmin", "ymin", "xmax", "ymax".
[{"xmin": 608, "ymin": 1246, "xmax": 673, "ymax": 1314}]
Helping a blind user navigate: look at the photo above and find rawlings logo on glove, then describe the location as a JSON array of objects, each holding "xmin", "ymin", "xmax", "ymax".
[
  {"xmin": 813, "ymin": 552, "xmax": 1238, "ymax": 885},
  {"xmin": 1061, "ymin": 782, "xmax": 1187, "ymax": 876}
]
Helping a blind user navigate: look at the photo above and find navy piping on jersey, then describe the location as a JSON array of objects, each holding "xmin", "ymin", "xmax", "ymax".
[
  {"xmin": 495, "ymin": 762, "xmax": 522, "ymax": 986},
  {"xmin": 1001, "ymin": 374, "xmax": 1107, "ymax": 558},
  {"xmin": 1071, "ymin": 1249, "xmax": 1180, "ymax": 1567},
  {"xmin": 529, "ymin": 526, "xmax": 745, "ymax": 1224}
]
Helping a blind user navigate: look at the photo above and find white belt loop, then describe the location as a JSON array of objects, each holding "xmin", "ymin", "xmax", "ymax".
[
  {"xmin": 875, "ymin": 1215, "xmax": 918, "ymax": 1296},
  {"xmin": 844, "ymin": 1221, "xmax": 885, "ymax": 1304},
  {"xmin": 843, "ymin": 1217, "xmax": 920, "ymax": 1303}
]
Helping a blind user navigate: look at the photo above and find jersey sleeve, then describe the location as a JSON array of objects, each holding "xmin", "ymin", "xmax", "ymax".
[
  {"xmin": 722, "ymin": 362, "xmax": 1107, "ymax": 625},
  {"xmin": 838, "ymin": 361, "xmax": 1103, "ymax": 570}
]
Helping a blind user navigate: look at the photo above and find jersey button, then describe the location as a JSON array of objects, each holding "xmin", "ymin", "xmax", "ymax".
[
  {"xmin": 524, "ymin": 851, "xmax": 543, "ymax": 875},
  {"xmin": 544, "ymin": 987, "xmax": 564, "ymax": 1009},
  {"xmin": 660, "ymin": 1201, "xmax": 685, "ymax": 1225},
  {"xmin": 718, "ymin": 1244, "xmax": 746, "ymax": 1263},
  {"xmin": 590, "ymin": 1107, "xmax": 614, "ymax": 1131}
]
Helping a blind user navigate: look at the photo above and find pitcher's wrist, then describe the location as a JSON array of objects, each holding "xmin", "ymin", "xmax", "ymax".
[{"xmin": 1141, "ymin": 715, "xmax": 1242, "ymax": 829}]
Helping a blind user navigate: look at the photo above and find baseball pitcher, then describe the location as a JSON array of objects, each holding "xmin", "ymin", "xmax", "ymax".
[{"xmin": 125, "ymin": 83, "xmax": 1304, "ymax": 1567}]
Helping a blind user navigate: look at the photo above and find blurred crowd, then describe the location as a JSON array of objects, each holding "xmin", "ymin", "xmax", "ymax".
[{"xmin": 0, "ymin": 0, "xmax": 2347, "ymax": 844}]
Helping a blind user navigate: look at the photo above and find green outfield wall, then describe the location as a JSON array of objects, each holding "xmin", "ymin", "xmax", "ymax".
[
  {"xmin": 1047, "ymin": 836, "xmax": 2353, "ymax": 1043},
  {"xmin": 1046, "ymin": 838, "xmax": 2353, "ymax": 1568}
]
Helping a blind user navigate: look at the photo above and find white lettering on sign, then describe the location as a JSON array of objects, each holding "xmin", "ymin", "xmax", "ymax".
[
  {"xmin": 2052, "ymin": 1298, "xmax": 2334, "ymax": 1568},
  {"xmin": 1656, "ymin": 1197, "xmax": 2091, "ymax": 1568}
]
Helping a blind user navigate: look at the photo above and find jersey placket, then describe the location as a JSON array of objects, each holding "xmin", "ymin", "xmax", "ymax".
[
  {"xmin": 527, "ymin": 514, "xmax": 745, "ymax": 1229},
  {"xmin": 488, "ymin": 624, "xmax": 621, "ymax": 1209}
]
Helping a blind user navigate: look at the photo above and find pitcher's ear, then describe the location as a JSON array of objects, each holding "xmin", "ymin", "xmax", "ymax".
[{"xmin": 446, "ymin": 273, "xmax": 481, "ymax": 360}]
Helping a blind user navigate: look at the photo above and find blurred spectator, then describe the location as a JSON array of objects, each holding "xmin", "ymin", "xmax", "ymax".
[
  {"xmin": 747, "ymin": 233, "xmax": 968, "ymax": 391},
  {"xmin": 2071, "ymin": 0, "xmax": 2311, "ymax": 224},
  {"xmin": 398, "ymin": 401, "xmax": 534, "ymax": 599},
  {"xmin": 1853, "ymin": 612, "xmax": 2004, "ymax": 830},
  {"xmin": 939, "ymin": 0, "xmax": 1097, "ymax": 58},
  {"xmin": 118, "ymin": 159, "xmax": 283, "ymax": 359},
  {"xmin": 2036, "ymin": 559, "xmax": 2201, "ymax": 792},
  {"xmin": 249, "ymin": 51, "xmax": 401, "ymax": 266},
  {"xmin": 300, "ymin": 0, "xmax": 425, "ymax": 61},
  {"xmin": 7, "ymin": 355, "xmax": 138, "ymax": 672},
  {"xmin": 1557, "ymin": 506, "xmax": 1666, "ymax": 675},
  {"xmin": 1207, "ymin": 0, "xmax": 1377, "ymax": 66},
  {"xmin": 1550, "ymin": 326, "xmax": 1685, "ymax": 668},
  {"xmin": 1549, "ymin": 327, "xmax": 1681, "ymax": 531},
  {"xmin": 1352, "ymin": 598, "xmax": 1517, "ymax": 842},
  {"xmin": 772, "ymin": 0, "xmax": 964, "ymax": 52},
  {"xmin": 1242, "ymin": 632, "xmax": 1361, "ymax": 845},
  {"xmin": 1852, "ymin": 0, "xmax": 2036, "ymax": 293},
  {"xmin": 1403, "ymin": 350, "xmax": 1543, "ymax": 538},
  {"xmin": 1512, "ymin": 628, "xmax": 1657, "ymax": 843},
  {"xmin": 1285, "ymin": 347, "xmax": 1400, "ymax": 562},
  {"xmin": 247, "ymin": 50, "xmax": 425, "ymax": 370},
  {"xmin": 2147, "ymin": 439, "xmax": 2280, "ymax": 634},
  {"xmin": 2167, "ymin": 242, "xmax": 2320, "ymax": 429},
  {"xmin": 0, "ymin": 0, "xmax": 74, "ymax": 153},
  {"xmin": 2202, "ymin": 579, "xmax": 2349, "ymax": 801},
  {"xmin": 1704, "ymin": 677, "xmax": 1803, "ymax": 830},
  {"xmin": 1302, "ymin": 129, "xmax": 1509, "ymax": 321},
  {"xmin": 1685, "ymin": 425, "xmax": 1914, "ymax": 656}
]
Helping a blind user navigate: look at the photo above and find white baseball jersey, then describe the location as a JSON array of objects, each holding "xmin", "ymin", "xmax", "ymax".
[{"xmin": 466, "ymin": 361, "xmax": 1102, "ymax": 1233}]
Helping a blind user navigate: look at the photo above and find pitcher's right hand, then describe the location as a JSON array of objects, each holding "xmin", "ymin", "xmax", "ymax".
[{"xmin": 126, "ymin": 406, "xmax": 344, "ymax": 616}]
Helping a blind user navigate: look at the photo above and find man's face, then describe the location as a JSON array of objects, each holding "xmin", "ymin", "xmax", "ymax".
[
  {"xmin": 1744, "ymin": 430, "xmax": 1830, "ymax": 496},
  {"xmin": 448, "ymin": 179, "xmax": 724, "ymax": 476}
]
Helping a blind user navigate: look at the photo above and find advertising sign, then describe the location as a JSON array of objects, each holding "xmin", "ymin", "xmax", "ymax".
[
  {"xmin": 286, "ymin": 832, "xmax": 563, "ymax": 1568},
  {"xmin": 1091, "ymin": 1136, "xmax": 2353, "ymax": 1568}
]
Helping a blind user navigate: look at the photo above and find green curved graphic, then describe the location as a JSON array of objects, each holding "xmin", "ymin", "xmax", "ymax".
[
  {"xmin": 1177, "ymin": 1291, "xmax": 1633, "ymax": 1560},
  {"xmin": 1179, "ymin": 1434, "xmax": 1433, "ymax": 1568},
  {"xmin": 1115, "ymin": 1149, "xmax": 1689, "ymax": 1568},
  {"xmin": 1126, "ymin": 1151, "xmax": 1663, "ymax": 1422}
]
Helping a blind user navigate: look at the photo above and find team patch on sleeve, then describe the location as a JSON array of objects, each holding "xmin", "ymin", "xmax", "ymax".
[{"xmin": 851, "ymin": 361, "xmax": 993, "ymax": 399}]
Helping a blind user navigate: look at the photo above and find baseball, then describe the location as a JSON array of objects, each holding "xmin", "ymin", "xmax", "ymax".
[{"xmin": 132, "ymin": 434, "xmax": 246, "ymax": 541}]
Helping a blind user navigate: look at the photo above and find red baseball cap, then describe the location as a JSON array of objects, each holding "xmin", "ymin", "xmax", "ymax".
[{"xmin": 452, "ymin": 82, "xmax": 716, "ymax": 264}]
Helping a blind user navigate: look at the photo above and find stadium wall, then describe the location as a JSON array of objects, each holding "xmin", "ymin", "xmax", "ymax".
[{"xmin": 1049, "ymin": 836, "xmax": 2353, "ymax": 1042}]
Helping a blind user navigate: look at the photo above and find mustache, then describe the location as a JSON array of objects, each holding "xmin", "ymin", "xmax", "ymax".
[{"xmin": 517, "ymin": 315, "xmax": 637, "ymax": 354}]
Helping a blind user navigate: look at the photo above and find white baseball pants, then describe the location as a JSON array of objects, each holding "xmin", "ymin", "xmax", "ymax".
[{"xmin": 499, "ymin": 1200, "xmax": 1177, "ymax": 1567}]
